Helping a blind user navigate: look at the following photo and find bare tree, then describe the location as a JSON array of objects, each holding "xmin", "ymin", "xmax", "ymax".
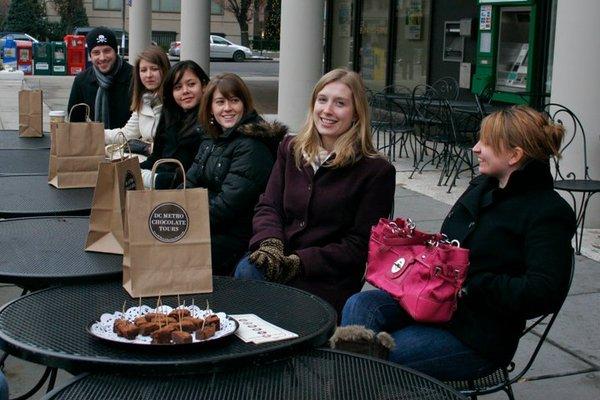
[{"xmin": 217, "ymin": 0, "xmax": 264, "ymax": 47}]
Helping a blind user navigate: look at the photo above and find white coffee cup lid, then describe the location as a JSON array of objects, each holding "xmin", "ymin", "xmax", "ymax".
[{"xmin": 49, "ymin": 110, "xmax": 66, "ymax": 117}]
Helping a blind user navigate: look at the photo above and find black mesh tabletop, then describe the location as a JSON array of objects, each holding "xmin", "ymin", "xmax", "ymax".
[
  {"xmin": 0, "ymin": 148, "xmax": 49, "ymax": 175},
  {"xmin": 0, "ymin": 217, "xmax": 121, "ymax": 287},
  {"xmin": 0, "ymin": 175, "xmax": 93, "ymax": 218},
  {"xmin": 41, "ymin": 349, "xmax": 466, "ymax": 400},
  {"xmin": 0, "ymin": 130, "xmax": 50, "ymax": 149},
  {"xmin": 0, "ymin": 278, "xmax": 337, "ymax": 374}
]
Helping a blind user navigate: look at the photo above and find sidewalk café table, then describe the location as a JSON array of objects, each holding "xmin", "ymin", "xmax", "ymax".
[
  {"xmin": 0, "ymin": 148, "xmax": 49, "ymax": 175},
  {"xmin": 0, "ymin": 175, "xmax": 93, "ymax": 218},
  {"xmin": 0, "ymin": 278, "xmax": 337, "ymax": 375},
  {"xmin": 0, "ymin": 130, "xmax": 51, "ymax": 150},
  {"xmin": 0, "ymin": 217, "xmax": 122, "ymax": 292},
  {"xmin": 41, "ymin": 349, "xmax": 466, "ymax": 400}
]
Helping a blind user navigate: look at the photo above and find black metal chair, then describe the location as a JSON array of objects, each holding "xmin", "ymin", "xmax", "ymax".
[
  {"xmin": 544, "ymin": 103, "xmax": 600, "ymax": 255},
  {"xmin": 446, "ymin": 253, "xmax": 576, "ymax": 400},
  {"xmin": 369, "ymin": 86, "xmax": 414, "ymax": 161},
  {"xmin": 410, "ymin": 84, "xmax": 456, "ymax": 186},
  {"xmin": 432, "ymin": 76, "xmax": 460, "ymax": 101},
  {"xmin": 443, "ymin": 105, "xmax": 482, "ymax": 193}
]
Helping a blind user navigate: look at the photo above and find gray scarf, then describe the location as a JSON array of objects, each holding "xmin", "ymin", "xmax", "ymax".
[{"xmin": 93, "ymin": 56, "xmax": 123, "ymax": 127}]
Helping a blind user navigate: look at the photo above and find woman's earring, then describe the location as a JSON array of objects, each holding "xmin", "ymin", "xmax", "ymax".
[{"xmin": 209, "ymin": 115, "xmax": 215, "ymax": 126}]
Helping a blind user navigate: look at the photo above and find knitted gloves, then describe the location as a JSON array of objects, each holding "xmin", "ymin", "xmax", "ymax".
[
  {"xmin": 248, "ymin": 238, "xmax": 284, "ymax": 272},
  {"xmin": 248, "ymin": 238, "xmax": 302, "ymax": 284}
]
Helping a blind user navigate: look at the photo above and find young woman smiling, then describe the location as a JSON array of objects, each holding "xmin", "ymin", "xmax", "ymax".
[
  {"xmin": 183, "ymin": 73, "xmax": 287, "ymax": 276},
  {"xmin": 338, "ymin": 106, "xmax": 576, "ymax": 381},
  {"xmin": 233, "ymin": 68, "xmax": 396, "ymax": 315},
  {"xmin": 105, "ymin": 46, "xmax": 170, "ymax": 161},
  {"xmin": 140, "ymin": 60, "xmax": 209, "ymax": 189}
]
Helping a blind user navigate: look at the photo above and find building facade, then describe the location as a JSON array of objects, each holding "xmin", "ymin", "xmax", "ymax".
[{"xmin": 44, "ymin": 0, "xmax": 252, "ymax": 48}]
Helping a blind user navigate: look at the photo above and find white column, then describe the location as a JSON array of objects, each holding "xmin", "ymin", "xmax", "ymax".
[
  {"xmin": 180, "ymin": 0, "xmax": 211, "ymax": 75},
  {"xmin": 551, "ymin": 0, "xmax": 600, "ymax": 227},
  {"xmin": 129, "ymin": 0, "xmax": 152, "ymax": 63},
  {"xmin": 278, "ymin": 0, "xmax": 325, "ymax": 132}
]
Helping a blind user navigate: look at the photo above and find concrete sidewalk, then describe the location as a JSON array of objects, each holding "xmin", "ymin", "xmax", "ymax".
[{"xmin": 0, "ymin": 74, "xmax": 598, "ymax": 399}]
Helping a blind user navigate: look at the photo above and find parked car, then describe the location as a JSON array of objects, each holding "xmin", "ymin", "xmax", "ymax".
[
  {"xmin": 169, "ymin": 35, "xmax": 252, "ymax": 62},
  {"xmin": 0, "ymin": 32, "xmax": 38, "ymax": 58}
]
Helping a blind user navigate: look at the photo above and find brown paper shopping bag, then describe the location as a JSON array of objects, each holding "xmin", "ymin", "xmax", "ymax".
[
  {"xmin": 18, "ymin": 89, "xmax": 43, "ymax": 137},
  {"xmin": 48, "ymin": 103, "xmax": 105, "ymax": 188},
  {"xmin": 123, "ymin": 159, "xmax": 213, "ymax": 297},
  {"xmin": 85, "ymin": 138, "xmax": 144, "ymax": 255}
]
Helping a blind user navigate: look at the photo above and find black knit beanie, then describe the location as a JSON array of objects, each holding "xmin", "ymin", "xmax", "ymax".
[{"xmin": 86, "ymin": 27, "xmax": 118, "ymax": 54}]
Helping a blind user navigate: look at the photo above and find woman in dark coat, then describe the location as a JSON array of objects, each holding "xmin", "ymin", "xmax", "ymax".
[
  {"xmin": 140, "ymin": 60, "xmax": 209, "ymax": 189},
  {"xmin": 184, "ymin": 73, "xmax": 287, "ymax": 276},
  {"xmin": 338, "ymin": 106, "xmax": 576, "ymax": 381},
  {"xmin": 234, "ymin": 69, "xmax": 396, "ymax": 315}
]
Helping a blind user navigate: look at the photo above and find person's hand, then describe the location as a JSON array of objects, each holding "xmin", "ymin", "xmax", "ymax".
[
  {"xmin": 277, "ymin": 254, "xmax": 301, "ymax": 284},
  {"xmin": 127, "ymin": 139, "xmax": 152, "ymax": 156},
  {"xmin": 248, "ymin": 238, "xmax": 284, "ymax": 279}
]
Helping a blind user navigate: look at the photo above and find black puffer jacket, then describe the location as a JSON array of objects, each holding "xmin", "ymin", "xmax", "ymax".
[{"xmin": 185, "ymin": 111, "xmax": 287, "ymax": 275}]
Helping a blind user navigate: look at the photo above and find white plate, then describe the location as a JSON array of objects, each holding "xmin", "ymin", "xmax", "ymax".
[{"xmin": 88, "ymin": 305, "xmax": 238, "ymax": 346}]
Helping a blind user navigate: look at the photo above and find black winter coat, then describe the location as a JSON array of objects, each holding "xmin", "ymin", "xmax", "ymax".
[
  {"xmin": 140, "ymin": 109, "xmax": 202, "ymax": 189},
  {"xmin": 185, "ymin": 111, "xmax": 287, "ymax": 275},
  {"xmin": 67, "ymin": 61, "xmax": 133, "ymax": 129},
  {"xmin": 440, "ymin": 160, "xmax": 575, "ymax": 367}
]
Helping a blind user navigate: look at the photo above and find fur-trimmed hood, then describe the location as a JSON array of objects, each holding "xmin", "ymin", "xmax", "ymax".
[{"xmin": 234, "ymin": 112, "xmax": 288, "ymax": 158}]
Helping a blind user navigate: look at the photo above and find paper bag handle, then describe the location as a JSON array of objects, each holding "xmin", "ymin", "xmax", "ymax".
[
  {"xmin": 151, "ymin": 158, "xmax": 186, "ymax": 190},
  {"xmin": 68, "ymin": 103, "xmax": 92, "ymax": 122}
]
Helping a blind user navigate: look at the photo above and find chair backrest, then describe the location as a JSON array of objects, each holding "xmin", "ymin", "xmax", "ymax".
[
  {"xmin": 448, "ymin": 105, "xmax": 482, "ymax": 145},
  {"xmin": 543, "ymin": 103, "xmax": 593, "ymax": 181},
  {"xmin": 448, "ymin": 253, "xmax": 575, "ymax": 397},
  {"xmin": 432, "ymin": 77, "xmax": 460, "ymax": 100},
  {"xmin": 412, "ymin": 84, "xmax": 453, "ymax": 132},
  {"xmin": 512, "ymin": 252, "xmax": 575, "ymax": 382}
]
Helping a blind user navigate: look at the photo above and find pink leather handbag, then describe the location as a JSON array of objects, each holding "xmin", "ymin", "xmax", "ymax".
[{"xmin": 365, "ymin": 217, "xmax": 470, "ymax": 323}]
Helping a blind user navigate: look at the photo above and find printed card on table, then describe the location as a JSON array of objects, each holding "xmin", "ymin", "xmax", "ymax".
[{"xmin": 230, "ymin": 314, "xmax": 298, "ymax": 344}]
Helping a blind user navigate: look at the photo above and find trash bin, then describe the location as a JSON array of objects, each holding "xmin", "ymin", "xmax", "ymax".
[
  {"xmin": 33, "ymin": 42, "xmax": 52, "ymax": 76},
  {"xmin": 16, "ymin": 40, "xmax": 33, "ymax": 75},
  {"xmin": 2, "ymin": 35, "xmax": 17, "ymax": 70},
  {"xmin": 64, "ymin": 34, "xmax": 86, "ymax": 75},
  {"xmin": 52, "ymin": 41, "xmax": 67, "ymax": 75}
]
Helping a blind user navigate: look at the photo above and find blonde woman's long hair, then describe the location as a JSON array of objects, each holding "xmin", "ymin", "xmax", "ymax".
[{"xmin": 292, "ymin": 68, "xmax": 379, "ymax": 169}]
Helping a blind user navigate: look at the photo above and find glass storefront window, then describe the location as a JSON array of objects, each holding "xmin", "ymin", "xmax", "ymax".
[
  {"xmin": 393, "ymin": 0, "xmax": 431, "ymax": 89},
  {"xmin": 330, "ymin": 0, "xmax": 355, "ymax": 70},
  {"xmin": 359, "ymin": 0, "xmax": 390, "ymax": 91},
  {"xmin": 495, "ymin": 6, "xmax": 531, "ymax": 92}
]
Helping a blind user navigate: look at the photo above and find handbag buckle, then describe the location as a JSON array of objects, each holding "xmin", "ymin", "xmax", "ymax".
[{"xmin": 391, "ymin": 257, "xmax": 406, "ymax": 273}]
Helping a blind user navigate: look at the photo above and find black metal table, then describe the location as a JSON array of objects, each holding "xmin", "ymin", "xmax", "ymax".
[
  {"xmin": 0, "ymin": 217, "xmax": 122, "ymax": 289},
  {"xmin": 0, "ymin": 278, "xmax": 337, "ymax": 375},
  {"xmin": 0, "ymin": 175, "xmax": 93, "ymax": 218},
  {"xmin": 41, "ymin": 349, "xmax": 466, "ymax": 400},
  {"xmin": 0, "ymin": 148, "xmax": 49, "ymax": 175},
  {"xmin": 0, "ymin": 130, "xmax": 51, "ymax": 149}
]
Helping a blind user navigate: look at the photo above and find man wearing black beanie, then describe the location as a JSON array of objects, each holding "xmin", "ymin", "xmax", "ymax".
[{"xmin": 67, "ymin": 26, "xmax": 133, "ymax": 128}]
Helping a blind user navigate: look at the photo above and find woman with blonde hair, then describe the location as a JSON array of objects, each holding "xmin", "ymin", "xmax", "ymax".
[
  {"xmin": 337, "ymin": 105, "xmax": 576, "ymax": 381},
  {"xmin": 234, "ymin": 68, "xmax": 396, "ymax": 314},
  {"xmin": 105, "ymin": 45, "xmax": 170, "ymax": 159}
]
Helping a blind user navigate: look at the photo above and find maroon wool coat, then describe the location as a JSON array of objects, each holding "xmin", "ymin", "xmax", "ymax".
[{"xmin": 250, "ymin": 135, "xmax": 396, "ymax": 314}]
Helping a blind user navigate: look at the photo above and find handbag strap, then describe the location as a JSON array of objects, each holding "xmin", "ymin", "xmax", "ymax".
[
  {"xmin": 151, "ymin": 158, "xmax": 185, "ymax": 190},
  {"xmin": 106, "ymin": 131, "xmax": 132, "ymax": 162}
]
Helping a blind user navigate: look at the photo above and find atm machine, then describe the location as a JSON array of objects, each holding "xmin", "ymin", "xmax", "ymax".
[{"xmin": 472, "ymin": 0, "xmax": 549, "ymax": 106}]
